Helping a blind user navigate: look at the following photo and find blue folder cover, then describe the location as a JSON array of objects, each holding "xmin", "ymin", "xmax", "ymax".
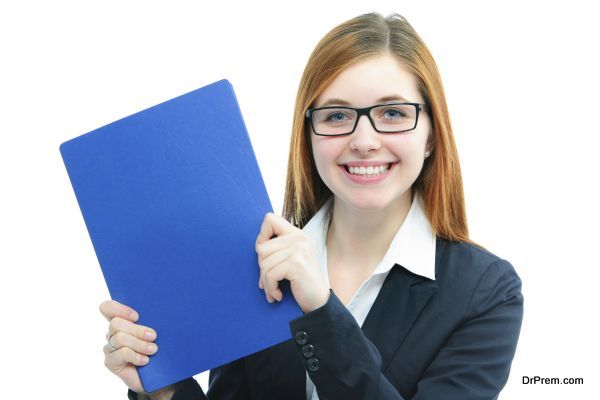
[{"xmin": 59, "ymin": 79, "xmax": 302, "ymax": 392}]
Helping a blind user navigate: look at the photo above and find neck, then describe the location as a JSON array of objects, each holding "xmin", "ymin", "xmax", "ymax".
[{"xmin": 326, "ymin": 190, "xmax": 414, "ymax": 270}]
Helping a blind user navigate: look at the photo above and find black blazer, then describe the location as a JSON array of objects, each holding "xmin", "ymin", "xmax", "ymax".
[{"xmin": 129, "ymin": 236, "xmax": 524, "ymax": 400}]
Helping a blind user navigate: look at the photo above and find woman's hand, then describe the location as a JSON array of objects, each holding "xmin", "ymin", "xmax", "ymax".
[
  {"xmin": 99, "ymin": 300, "xmax": 174, "ymax": 397},
  {"xmin": 255, "ymin": 212, "xmax": 330, "ymax": 313}
]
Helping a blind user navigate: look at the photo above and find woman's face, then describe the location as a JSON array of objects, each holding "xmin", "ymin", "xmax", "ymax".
[{"xmin": 310, "ymin": 52, "xmax": 432, "ymax": 212}]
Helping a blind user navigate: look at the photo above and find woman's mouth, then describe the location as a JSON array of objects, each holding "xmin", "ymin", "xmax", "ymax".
[{"xmin": 339, "ymin": 162, "xmax": 398, "ymax": 184}]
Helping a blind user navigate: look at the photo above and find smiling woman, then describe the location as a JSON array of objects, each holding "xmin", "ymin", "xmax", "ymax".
[
  {"xmin": 284, "ymin": 16, "xmax": 469, "ymax": 246},
  {"xmin": 102, "ymin": 11, "xmax": 523, "ymax": 400},
  {"xmin": 307, "ymin": 53, "xmax": 433, "ymax": 213}
]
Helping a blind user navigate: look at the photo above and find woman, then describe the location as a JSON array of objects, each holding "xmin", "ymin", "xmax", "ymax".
[{"xmin": 100, "ymin": 12, "xmax": 523, "ymax": 400}]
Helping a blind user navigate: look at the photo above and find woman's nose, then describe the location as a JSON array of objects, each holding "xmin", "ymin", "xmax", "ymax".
[{"xmin": 349, "ymin": 115, "xmax": 382, "ymax": 154}]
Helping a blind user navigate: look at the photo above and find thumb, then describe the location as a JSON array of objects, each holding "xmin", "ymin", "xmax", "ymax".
[{"xmin": 256, "ymin": 212, "xmax": 294, "ymax": 246}]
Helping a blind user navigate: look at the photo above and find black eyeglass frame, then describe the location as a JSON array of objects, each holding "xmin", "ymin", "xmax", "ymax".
[{"xmin": 305, "ymin": 102, "xmax": 428, "ymax": 136}]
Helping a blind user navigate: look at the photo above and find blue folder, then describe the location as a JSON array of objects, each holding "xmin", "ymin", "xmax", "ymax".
[{"xmin": 60, "ymin": 79, "xmax": 302, "ymax": 392}]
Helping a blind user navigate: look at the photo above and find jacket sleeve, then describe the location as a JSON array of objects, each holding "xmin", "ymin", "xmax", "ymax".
[
  {"xmin": 288, "ymin": 260, "xmax": 524, "ymax": 400},
  {"xmin": 127, "ymin": 356, "xmax": 250, "ymax": 400}
]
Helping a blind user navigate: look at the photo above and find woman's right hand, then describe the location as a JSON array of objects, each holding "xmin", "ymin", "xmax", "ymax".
[{"xmin": 99, "ymin": 299, "xmax": 160, "ymax": 395}]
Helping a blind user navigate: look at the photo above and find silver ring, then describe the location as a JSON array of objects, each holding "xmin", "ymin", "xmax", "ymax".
[{"xmin": 107, "ymin": 335, "xmax": 117, "ymax": 352}]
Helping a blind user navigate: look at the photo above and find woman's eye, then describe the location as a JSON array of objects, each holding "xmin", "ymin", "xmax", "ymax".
[
  {"xmin": 382, "ymin": 109, "xmax": 406, "ymax": 119},
  {"xmin": 325, "ymin": 112, "xmax": 349, "ymax": 122}
]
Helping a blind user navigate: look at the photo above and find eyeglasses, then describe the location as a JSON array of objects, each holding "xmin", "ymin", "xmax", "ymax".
[{"xmin": 305, "ymin": 102, "xmax": 427, "ymax": 136}]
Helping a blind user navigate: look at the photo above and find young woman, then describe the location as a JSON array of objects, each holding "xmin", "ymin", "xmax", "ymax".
[{"xmin": 99, "ymin": 12, "xmax": 524, "ymax": 400}]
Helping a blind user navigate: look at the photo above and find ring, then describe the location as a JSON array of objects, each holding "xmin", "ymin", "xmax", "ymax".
[{"xmin": 107, "ymin": 335, "xmax": 117, "ymax": 352}]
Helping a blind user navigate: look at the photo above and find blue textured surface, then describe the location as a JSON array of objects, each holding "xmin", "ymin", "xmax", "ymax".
[{"xmin": 60, "ymin": 79, "xmax": 301, "ymax": 392}]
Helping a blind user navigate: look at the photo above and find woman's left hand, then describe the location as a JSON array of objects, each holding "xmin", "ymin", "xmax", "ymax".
[{"xmin": 255, "ymin": 212, "xmax": 330, "ymax": 313}]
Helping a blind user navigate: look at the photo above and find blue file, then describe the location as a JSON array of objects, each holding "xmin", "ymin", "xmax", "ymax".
[{"xmin": 60, "ymin": 79, "xmax": 302, "ymax": 392}]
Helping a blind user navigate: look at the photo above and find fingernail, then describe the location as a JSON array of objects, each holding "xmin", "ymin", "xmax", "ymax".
[
  {"xmin": 146, "ymin": 331, "xmax": 156, "ymax": 340},
  {"xmin": 147, "ymin": 343, "xmax": 157, "ymax": 353},
  {"xmin": 130, "ymin": 311, "xmax": 139, "ymax": 321},
  {"xmin": 141, "ymin": 355, "xmax": 149, "ymax": 363}
]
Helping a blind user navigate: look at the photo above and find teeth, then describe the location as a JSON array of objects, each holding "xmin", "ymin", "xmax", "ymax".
[{"xmin": 347, "ymin": 164, "xmax": 389, "ymax": 176}]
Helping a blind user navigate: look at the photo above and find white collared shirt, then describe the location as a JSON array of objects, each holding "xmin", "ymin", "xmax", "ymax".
[{"xmin": 300, "ymin": 192, "xmax": 437, "ymax": 400}]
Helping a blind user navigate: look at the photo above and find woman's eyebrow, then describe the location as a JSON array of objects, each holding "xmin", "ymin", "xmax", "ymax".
[{"xmin": 318, "ymin": 95, "xmax": 409, "ymax": 107}]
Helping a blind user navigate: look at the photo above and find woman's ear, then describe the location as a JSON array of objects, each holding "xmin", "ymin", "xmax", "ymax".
[{"xmin": 425, "ymin": 131, "xmax": 435, "ymax": 157}]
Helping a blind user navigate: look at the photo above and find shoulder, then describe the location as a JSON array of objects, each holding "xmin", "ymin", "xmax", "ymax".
[
  {"xmin": 436, "ymin": 236, "xmax": 521, "ymax": 282},
  {"xmin": 435, "ymin": 236, "xmax": 523, "ymax": 316}
]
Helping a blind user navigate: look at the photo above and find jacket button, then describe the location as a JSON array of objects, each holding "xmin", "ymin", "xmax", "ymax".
[
  {"xmin": 307, "ymin": 358, "xmax": 320, "ymax": 372},
  {"xmin": 295, "ymin": 331, "xmax": 308, "ymax": 345},
  {"xmin": 301, "ymin": 344, "xmax": 315, "ymax": 358}
]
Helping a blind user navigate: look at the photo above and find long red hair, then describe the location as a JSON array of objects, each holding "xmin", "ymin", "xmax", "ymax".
[{"xmin": 282, "ymin": 12, "xmax": 483, "ymax": 249}]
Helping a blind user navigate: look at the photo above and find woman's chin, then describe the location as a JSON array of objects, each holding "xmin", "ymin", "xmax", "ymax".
[
  {"xmin": 342, "ymin": 196, "xmax": 391, "ymax": 212},
  {"xmin": 333, "ymin": 188, "xmax": 411, "ymax": 213}
]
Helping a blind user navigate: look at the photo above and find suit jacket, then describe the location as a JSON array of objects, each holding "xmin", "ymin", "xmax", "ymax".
[{"xmin": 128, "ymin": 236, "xmax": 524, "ymax": 400}]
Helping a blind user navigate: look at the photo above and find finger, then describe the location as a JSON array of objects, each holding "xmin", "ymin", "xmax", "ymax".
[
  {"xmin": 260, "ymin": 245, "xmax": 293, "ymax": 271},
  {"xmin": 103, "ymin": 342, "xmax": 115, "ymax": 355},
  {"xmin": 255, "ymin": 212, "xmax": 296, "ymax": 247},
  {"xmin": 264, "ymin": 264, "xmax": 288, "ymax": 302},
  {"xmin": 104, "ymin": 331, "xmax": 159, "ymax": 356},
  {"xmin": 104, "ymin": 346, "xmax": 150, "ymax": 370},
  {"xmin": 255, "ymin": 213, "xmax": 277, "ymax": 248},
  {"xmin": 256, "ymin": 233, "xmax": 294, "ymax": 291},
  {"xmin": 99, "ymin": 300, "xmax": 139, "ymax": 322},
  {"xmin": 255, "ymin": 234, "xmax": 296, "ymax": 261},
  {"xmin": 259, "ymin": 247, "xmax": 293, "ymax": 302},
  {"xmin": 108, "ymin": 317, "xmax": 157, "ymax": 343}
]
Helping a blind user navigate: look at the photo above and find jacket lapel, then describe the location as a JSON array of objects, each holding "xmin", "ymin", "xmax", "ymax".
[
  {"xmin": 266, "ymin": 270, "xmax": 438, "ymax": 399},
  {"xmin": 267, "ymin": 237, "xmax": 446, "ymax": 396},
  {"xmin": 361, "ymin": 237, "xmax": 445, "ymax": 370}
]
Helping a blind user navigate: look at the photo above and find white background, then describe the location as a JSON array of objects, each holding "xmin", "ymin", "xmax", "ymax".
[{"xmin": 1, "ymin": 0, "xmax": 598, "ymax": 398}]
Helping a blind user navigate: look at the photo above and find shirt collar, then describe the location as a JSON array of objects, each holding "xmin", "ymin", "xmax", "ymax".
[{"xmin": 302, "ymin": 192, "xmax": 436, "ymax": 281}]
